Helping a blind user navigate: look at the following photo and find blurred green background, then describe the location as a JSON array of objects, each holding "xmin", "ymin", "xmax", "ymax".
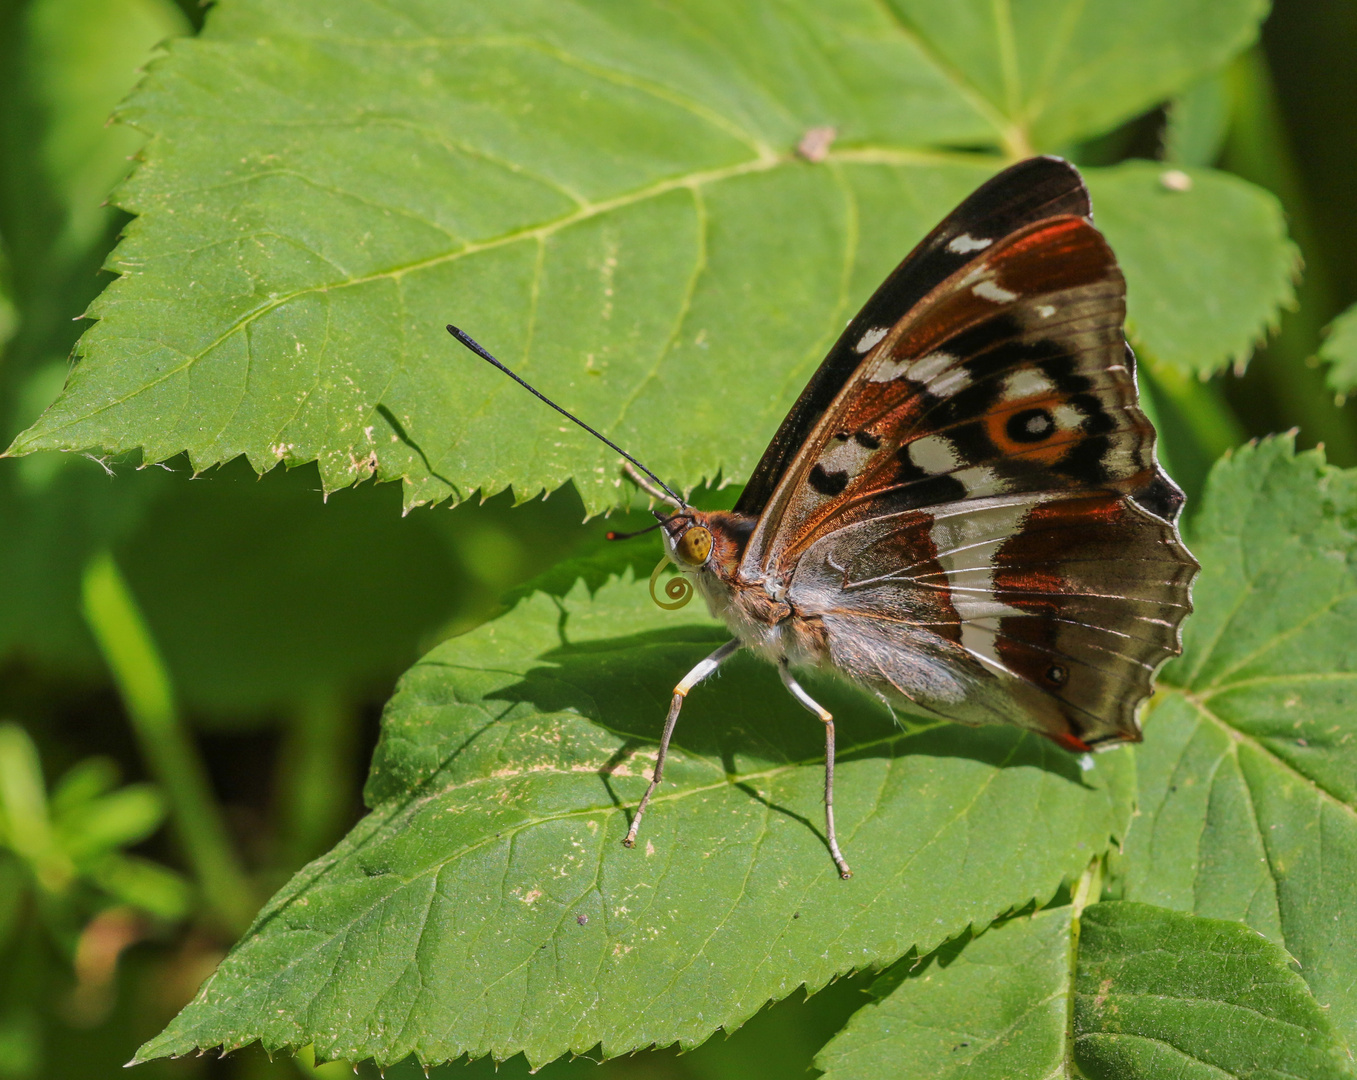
[{"xmin": 1, "ymin": 1, "xmax": 1355, "ymax": 1077}]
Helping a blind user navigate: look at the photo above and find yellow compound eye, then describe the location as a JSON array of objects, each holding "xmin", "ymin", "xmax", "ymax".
[{"xmin": 675, "ymin": 525, "xmax": 713, "ymax": 566}]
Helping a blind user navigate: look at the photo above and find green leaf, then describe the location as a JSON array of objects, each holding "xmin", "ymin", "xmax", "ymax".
[
  {"xmin": 1088, "ymin": 162, "xmax": 1298, "ymax": 377},
  {"xmin": 89, "ymin": 852, "xmax": 193, "ymax": 921},
  {"xmin": 1165, "ymin": 72, "xmax": 1232, "ymax": 168},
  {"xmin": 9, "ymin": 0, "xmax": 1285, "ymax": 512},
  {"xmin": 55, "ymin": 783, "xmax": 166, "ymax": 861},
  {"xmin": 1319, "ymin": 302, "xmax": 1357, "ymax": 399},
  {"xmin": 48, "ymin": 756, "xmax": 120, "ymax": 815},
  {"xmin": 1118, "ymin": 435, "xmax": 1357, "ymax": 1047},
  {"xmin": 1075, "ymin": 903, "xmax": 1355, "ymax": 1080},
  {"xmin": 816, "ymin": 907, "xmax": 1075, "ymax": 1079},
  {"xmin": 0, "ymin": 722, "xmax": 75, "ymax": 892},
  {"xmin": 884, "ymin": 0, "xmax": 1265, "ymax": 151},
  {"xmin": 134, "ymin": 571, "xmax": 1132, "ymax": 1069},
  {"xmin": 817, "ymin": 901, "xmax": 1357, "ymax": 1080}
]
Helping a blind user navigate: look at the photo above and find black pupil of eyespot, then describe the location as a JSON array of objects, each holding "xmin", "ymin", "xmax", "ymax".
[{"xmin": 1008, "ymin": 408, "xmax": 1055, "ymax": 443}]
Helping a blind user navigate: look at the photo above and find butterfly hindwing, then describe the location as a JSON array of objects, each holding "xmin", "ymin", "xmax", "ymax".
[{"xmin": 787, "ymin": 489, "xmax": 1193, "ymax": 745}]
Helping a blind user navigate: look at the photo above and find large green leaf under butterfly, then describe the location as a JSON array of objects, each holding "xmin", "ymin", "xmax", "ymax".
[
  {"xmin": 9, "ymin": 0, "xmax": 1292, "ymax": 512},
  {"xmin": 135, "ymin": 437, "xmax": 1357, "ymax": 1070},
  {"xmin": 133, "ymin": 561, "xmax": 1133, "ymax": 1069}
]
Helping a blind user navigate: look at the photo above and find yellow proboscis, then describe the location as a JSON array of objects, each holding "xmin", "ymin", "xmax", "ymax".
[{"xmin": 649, "ymin": 556, "xmax": 694, "ymax": 610}]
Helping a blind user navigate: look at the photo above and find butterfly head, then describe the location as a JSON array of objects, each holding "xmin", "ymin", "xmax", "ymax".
[
  {"xmin": 658, "ymin": 511, "xmax": 711, "ymax": 568},
  {"xmin": 658, "ymin": 509, "xmax": 755, "ymax": 580}
]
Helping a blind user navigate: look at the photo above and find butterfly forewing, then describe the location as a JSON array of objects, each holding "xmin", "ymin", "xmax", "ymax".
[
  {"xmin": 736, "ymin": 156, "xmax": 1095, "ymax": 518},
  {"xmin": 736, "ymin": 171, "xmax": 1197, "ymax": 748},
  {"xmin": 745, "ymin": 216, "xmax": 1151, "ymax": 566}
]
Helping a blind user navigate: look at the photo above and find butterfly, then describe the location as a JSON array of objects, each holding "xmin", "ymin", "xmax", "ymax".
[{"xmin": 449, "ymin": 155, "xmax": 1198, "ymax": 880}]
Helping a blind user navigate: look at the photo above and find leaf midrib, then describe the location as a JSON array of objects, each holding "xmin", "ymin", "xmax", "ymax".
[
  {"xmin": 1178, "ymin": 689, "xmax": 1357, "ymax": 820},
  {"xmin": 866, "ymin": 0, "xmax": 1015, "ymax": 148}
]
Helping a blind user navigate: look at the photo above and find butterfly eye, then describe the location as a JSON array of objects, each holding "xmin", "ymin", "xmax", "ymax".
[{"xmin": 675, "ymin": 526, "xmax": 713, "ymax": 566}]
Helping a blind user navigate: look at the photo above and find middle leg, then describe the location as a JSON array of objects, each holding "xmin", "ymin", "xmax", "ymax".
[{"xmin": 779, "ymin": 659, "xmax": 852, "ymax": 879}]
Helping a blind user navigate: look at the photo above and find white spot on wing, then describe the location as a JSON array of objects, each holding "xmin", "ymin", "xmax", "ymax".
[
  {"xmin": 1054, "ymin": 403, "xmax": 1085, "ymax": 430},
  {"xmin": 973, "ymin": 280, "xmax": 1018, "ymax": 303},
  {"xmin": 1002, "ymin": 369, "xmax": 1055, "ymax": 401},
  {"xmin": 867, "ymin": 356, "xmax": 909, "ymax": 382},
  {"xmin": 947, "ymin": 233, "xmax": 992, "ymax": 254},
  {"xmin": 854, "ymin": 326, "xmax": 889, "ymax": 354},
  {"xmin": 905, "ymin": 351, "xmax": 955, "ymax": 383},
  {"xmin": 1022, "ymin": 413, "xmax": 1053, "ymax": 437},
  {"xmin": 867, "ymin": 349, "xmax": 970, "ymax": 389},
  {"xmin": 929, "ymin": 366, "xmax": 973, "ymax": 397},
  {"xmin": 819, "ymin": 438, "xmax": 875, "ymax": 476},
  {"xmin": 953, "ymin": 465, "xmax": 1004, "ymax": 498},
  {"xmin": 1036, "ymin": 304, "xmax": 1056, "ymax": 318},
  {"xmin": 908, "ymin": 435, "xmax": 959, "ymax": 475},
  {"xmin": 927, "ymin": 498, "xmax": 1037, "ymax": 670}
]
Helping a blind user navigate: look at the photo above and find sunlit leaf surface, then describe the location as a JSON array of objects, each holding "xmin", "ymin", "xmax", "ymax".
[
  {"xmin": 10, "ymin": 0, "xmax": 1288, "ymax": 512},
  {"xmin": 816, "ymin": 907, "xmax": 1074, "ymax": 1080},
  {"xmin": 883, "ymin": 0, "xmax": 1266, "ymax": 151}
]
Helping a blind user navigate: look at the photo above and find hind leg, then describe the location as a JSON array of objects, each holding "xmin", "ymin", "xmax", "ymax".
[{"xmin": 779, "ymin": 659, "xmax": 852, "ymax": 879}]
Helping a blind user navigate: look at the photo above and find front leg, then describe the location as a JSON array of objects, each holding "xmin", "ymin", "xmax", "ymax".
[
  {"xmin": 779, "ymin": 659, "xmax": 852, "ymax": 879},
  {"xmin": 623, "ymin": 639, "xmax": 742, "ymax": 849}
]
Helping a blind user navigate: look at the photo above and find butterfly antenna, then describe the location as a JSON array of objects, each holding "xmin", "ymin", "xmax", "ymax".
[
  {"xmin": 446, "ymin": 325, "xmax": 686, "ymax": 508},
  {"xmin": 605, "ymin": 521, "xmax": 665, "ymax": 541}
]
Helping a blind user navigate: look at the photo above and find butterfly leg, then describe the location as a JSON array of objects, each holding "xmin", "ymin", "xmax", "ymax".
[
  {"xmin": 778, "ymin": 660, "xmax": 852, "ymax": 880},
  {"xmin": 623, "ymin": 638, "xmax": 742, "ymax": 850}
]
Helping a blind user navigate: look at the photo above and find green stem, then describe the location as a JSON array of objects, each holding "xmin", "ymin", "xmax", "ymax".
[
  {"xmin": 80, "ymin": 551, "xmax": 255, "ymax": 934},
  {"xmin": 276, "ymin": 689, "xmax": 356, "ymax": 870},
  {"xmin": 1062, "ymin": 860, "xmax": 1103, "ymax": 1080}
]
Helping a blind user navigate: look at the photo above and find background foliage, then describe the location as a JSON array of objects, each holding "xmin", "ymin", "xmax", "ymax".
[{"xmin": 2, "ymin": 1, "xmax": 1357, "ymax": 1077}]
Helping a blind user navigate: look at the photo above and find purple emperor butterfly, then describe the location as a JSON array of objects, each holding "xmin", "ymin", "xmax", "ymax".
[{"xmin": 449, "ymin": 156, "xmax": 1198, "ymax": 879}]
